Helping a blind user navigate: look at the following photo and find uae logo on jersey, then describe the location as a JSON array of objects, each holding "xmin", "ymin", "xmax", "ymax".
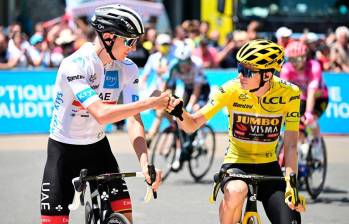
[{"xmin": 104, "ymin": 70, "xmax": 119, "ymax": 89}]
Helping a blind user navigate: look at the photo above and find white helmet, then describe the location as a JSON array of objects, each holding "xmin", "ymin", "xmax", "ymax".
[{"xmin": 174, "ymin": 44, "xmax": 192, "ymax": 61}]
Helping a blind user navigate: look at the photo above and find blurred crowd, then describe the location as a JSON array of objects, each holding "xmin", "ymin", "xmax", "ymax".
[{"xmin": 1, "ymin": 15, "xmax": 349, "ymax": 73}]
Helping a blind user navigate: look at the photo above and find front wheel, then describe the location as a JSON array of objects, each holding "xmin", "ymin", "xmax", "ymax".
[
  {"xmin": 188, "ymin": 124, "xmax": 216, "ymax": 182},
  {"xmin": 242, "ymin": 212, "xmax": 261, "ymax": 224},
  {"xmin": 305, "ymin": 137, "xmax": 327, "ymax": 199},
  {"xmin": 104, "ymin": 212, "xmax": 130, "ymax": 224},
  {"xmin": 151, "ymin": 126, "xmax": 177, "ymax": 181}
]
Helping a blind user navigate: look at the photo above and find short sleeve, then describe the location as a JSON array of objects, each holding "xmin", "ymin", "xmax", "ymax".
[
  {"xmin": 284, "ymin": 85, "xmax": 301, "ymax": 131},
  {"xmin": 60, "ymin": 59, "xmax": 100, "ymax": 108},
  {"xmin": 122, "ymin": 63, "xmax": 140, "ymax": 104},
  {"xmin": 200, "ymin": 81, "xmax": 233, "ymax": 120}
]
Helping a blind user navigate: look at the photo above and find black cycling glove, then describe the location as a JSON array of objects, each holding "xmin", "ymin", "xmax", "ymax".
[{"xmin": 168, "ymin": 95, "xmax": 184, "ymax": 121}]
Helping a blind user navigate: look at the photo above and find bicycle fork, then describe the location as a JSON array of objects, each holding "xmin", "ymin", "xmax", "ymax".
[
  {"xmin": 89, "ymin": 183, "xmax": 112, "ymax": 223},
  {"xmin": 242, "ymin": 183, "xmax": 261, "ymax": 224}
]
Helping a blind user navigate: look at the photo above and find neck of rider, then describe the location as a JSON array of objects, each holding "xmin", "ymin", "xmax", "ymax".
[
  {"xmin": 94, "ymin": 34, "xmax": 114, "ymax": 66},
  {"xmin": 253, "ymin": 73, "xmax": 272, "ymax": 97}
]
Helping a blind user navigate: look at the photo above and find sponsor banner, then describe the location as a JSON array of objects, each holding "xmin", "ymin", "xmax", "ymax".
[
  {"xmin": 0, "ymin": 70, "xmax": 349, "ymax": 134},
  {"xmin": 320, "ymin": 73, "xmax": 349, "ymax": 133},
  {"xmin": 0, "ymin": 70, "xmax": 56, "ymax": 134}
]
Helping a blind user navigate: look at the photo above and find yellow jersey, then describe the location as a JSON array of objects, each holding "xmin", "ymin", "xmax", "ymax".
[{"xmin": 200, "ymin": 76, "xmax": 301, "ymax": 164}]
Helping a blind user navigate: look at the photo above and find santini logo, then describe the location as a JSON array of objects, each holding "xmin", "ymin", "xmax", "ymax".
[{"xmin": 233, "ymin": 102, "xmax": 253, "ymax": 109}]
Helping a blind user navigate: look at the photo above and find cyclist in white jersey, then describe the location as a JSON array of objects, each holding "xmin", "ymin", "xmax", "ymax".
[{"xmin": 40, "ymin": 5, "xmax": 168, "ymax": 224}]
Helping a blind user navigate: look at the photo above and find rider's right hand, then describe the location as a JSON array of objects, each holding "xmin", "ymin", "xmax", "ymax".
[{"xmin": 149, "ymin": 90, "xmax": 171, "ymax": 111}]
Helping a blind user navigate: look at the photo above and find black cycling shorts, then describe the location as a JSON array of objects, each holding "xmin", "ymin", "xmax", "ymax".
[
  {"xmin": 40, "ymin": 137, "xmax": 131, "ymax": 217},
  {"xmin": 220, "ymin": 161, "xmax": 301, "ymax": 224}
]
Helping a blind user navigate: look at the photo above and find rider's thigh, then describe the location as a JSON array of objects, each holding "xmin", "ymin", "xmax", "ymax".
[{"xmin": 262, "ymin": 190, "xmax": 301, "ymax": 224}]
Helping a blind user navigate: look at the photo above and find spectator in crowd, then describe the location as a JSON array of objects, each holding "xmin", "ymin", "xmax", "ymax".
[
  {"xmin": 316, "ymin": 44, "xmax": 332, "ymax": 71},
  {"xmin": 182, "ymin": 20, "xmax": 201, "ymax": 49},
  {"xmin": 246, "ymin": 20, "xmax": 262, "ymax": 40},
  {"xmin": 0, "ymin": 31, "xmax": 30, "ymax": 69},
  {"xmin": 55, "ymin": 28, "xmax": 76, "ymax": 58},
  {"xmin": 31, "ymin": 22, "xmax": 45, "ymax": 40},
  {"xmin": 275, "ymin": 26, "xmax": 293, "ymax": 48},
  {"xmin": 143, "ymin": 26, "xmax": 157, "ymax": 54},
  {"xmin": 219, "ymin": 30, "xmax": 248, "ymax": 68},
  {"xmin": 208, "ymin": 29, "xmax": 221, "ymax": 49},
  {"xmin": 8, "ymin": 23, "xmax": 22, "ymax": 39},
  {"xmin": 127, "ymin": 34, "xmax": 150, "ymax": 67},
  {"xmin": 141, "ymin": 33, "xmax": 173, "ymax": 92},
  {"xmin": 301, "ymin": 32, "xmax": 320, "ymax": 59},
  {"xmin": 0, "ymin": 32, "xmax": 9, "ymax": 63},
  {"xmin": 173, "ymin": 25, "xmax": 187, "ymax": 47},
  {"xmin": 219, "ymin": 32, "xmax": 238, "ymax": 68},
  {"xmin": 330, "ymin": 26, "xmax": 349, "ymax": 72},
  {"xmin": 199, "ymin": 20, "xmax": 210, "ymax": 40},
  {"xmin": 193, "ymin": 37, "xmax": 218, "ymax": 68},
  {"xmin": 28, "ymin": 34, "xmax": 46, "ymax": 67}
]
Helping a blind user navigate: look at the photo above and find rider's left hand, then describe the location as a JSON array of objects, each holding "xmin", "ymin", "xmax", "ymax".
[
  {"xmin": 285, "ymin": 186, "xmax": 307, "ymax": 212},
  {"xmin": 142, "ymin": 165, "xmax": 162, "ymax": 192}
]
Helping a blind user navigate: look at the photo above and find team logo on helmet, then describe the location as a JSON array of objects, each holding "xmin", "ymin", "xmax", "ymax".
[{"xmin": 97, "ymin": 24, "xmax": 104, "ymax": 30}]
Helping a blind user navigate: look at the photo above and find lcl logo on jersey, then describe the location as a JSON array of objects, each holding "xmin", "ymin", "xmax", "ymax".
[
  {"xmin": 104, "ymin": 70, "xmax": 119, "ymax": 89},
  {"xmin": 262, "ymin": 96, "xmax": 286, "ymax": 104},
  {"xmin": 260, "ymin": 96, "xmax": 286, "ymax": 112}
]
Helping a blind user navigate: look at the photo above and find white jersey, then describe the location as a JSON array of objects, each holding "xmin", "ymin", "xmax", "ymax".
[{"xmin": 49, "ymin": 43, "xmax": 140, "ymax": 145}]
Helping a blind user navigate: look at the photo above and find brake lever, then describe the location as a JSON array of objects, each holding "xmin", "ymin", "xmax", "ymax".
[
  {"xmin": 289, "ymin": 173, "xmax": 299, "ymax": 206},
  {"xmin": 148, "ymin": 164, "xmax": 157, "ymax": 199}
]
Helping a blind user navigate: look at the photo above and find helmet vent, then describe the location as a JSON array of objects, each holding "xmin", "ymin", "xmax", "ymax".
[
  {"xmin": 246, "ymin": 55, "xmax": 257, "ymax": 61},
  {"xmin": 259, "ymin": 49, "xmax": 269, "ymax": 54},
  {"xmin": 257, "ymin": 59, "xmax": 268, "ymax": 65}
]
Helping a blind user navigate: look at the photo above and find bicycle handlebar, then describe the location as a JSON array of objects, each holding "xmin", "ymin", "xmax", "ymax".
[
  {"xmin": 209, "ymin": 170, "xmax": 300, "ymax": 206},
  {"xmin": 68, "ymin": 169, "xmax": 154, "ymax": 211}
]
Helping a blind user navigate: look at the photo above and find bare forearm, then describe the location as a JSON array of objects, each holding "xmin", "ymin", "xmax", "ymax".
[
  {"xmin": 305, "ymin": 88, "xmax": 316, "ymax": 112},
  {"xmin": 127, "ymin": 116, "xmax": 148, "ymax": 167},
  {"xmin": 283, "ymin": 130, "xmax": 299, "ymax": 186},
  {"xmin": 284, "ymin": 142, "xmax": 298, "ymax": 178},
  {"xmin": 90, "ymin": 99, "xmax": 153, "ymax": 125},
  {"xmin": 177, "ymin": 111, "xmax": 206, "ymax": 133}
]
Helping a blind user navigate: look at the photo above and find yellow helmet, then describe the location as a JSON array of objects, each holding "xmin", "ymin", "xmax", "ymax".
[{"xmin": 236, "ymin": 39, "xmax": 284, "ymax": 72}]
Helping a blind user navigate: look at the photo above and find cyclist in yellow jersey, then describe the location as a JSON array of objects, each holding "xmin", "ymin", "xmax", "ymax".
[{"xmin": 167, "ymin": 39, "xmax": 306, "ymax": 223}]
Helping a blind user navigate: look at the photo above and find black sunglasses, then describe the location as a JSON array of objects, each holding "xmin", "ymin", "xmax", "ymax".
[{"xmin": 237, "ymin": 63, "xmax": 261, "ymax": 78}]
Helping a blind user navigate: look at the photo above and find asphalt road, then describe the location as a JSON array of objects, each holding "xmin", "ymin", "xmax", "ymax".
[{"xmin": 0, "ymin": 133, "xmax": 348, "ymax": 224}]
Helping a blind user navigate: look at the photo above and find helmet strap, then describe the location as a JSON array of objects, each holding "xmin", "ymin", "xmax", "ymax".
[
  {"xmin": 97, "ymin": 32, "xmax": 117, "ymax": 60},
  {"xmin": 249, "ymin": 74, "xmax": 265, "ymax": 93},
  {"xmin": 249, "ymin": 72, "xmax": 270, "ymax": 93}
]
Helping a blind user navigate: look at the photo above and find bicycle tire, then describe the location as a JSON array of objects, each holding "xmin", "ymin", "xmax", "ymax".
[
  {"xmin": 150, "ymin": 126, "xmax": 177, "ymax": 181},
  {"xmin": 242, "ymin": 212, "xmax": 261, "ymax": 224},
  {"xmin": 305, "ymin": 136, "xmax": 327, "ymax": 199},
  {"xmin": 188, "ymin": 124, "xmax": 216, "ymax": 182},
  {"xmin": 104, "ymin": 212, "xmax": 130, "ymax": 224},
  {"xmin": 85, "ymin": 202, "xmax": 94, "ymax": 224}
]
